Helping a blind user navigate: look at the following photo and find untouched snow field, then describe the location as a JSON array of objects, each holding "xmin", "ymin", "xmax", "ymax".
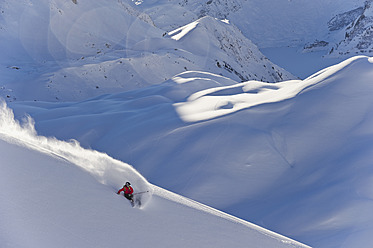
[
  {"xmin": 131, "ymin": 0, "xmax": 372, "ymax": 78},
  {"xmin": 0, "ymin": 104, "xmax": 309, "ymax": 248},
  {"xmin": 1, "ymin": 1, "xmax": 373, "ymax": 247},
  {"xmin": 0, "ymin": 0, "xmax": 293, "ymax": 103},
  {"xmin": 5, "ymin": 56, "xmax": 373, "ymax": 248}
]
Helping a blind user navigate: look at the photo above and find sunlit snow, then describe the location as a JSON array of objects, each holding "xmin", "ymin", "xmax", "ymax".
[{"xmin": 1, "ymin": 1, "xmax": 373, "ymax": 248}]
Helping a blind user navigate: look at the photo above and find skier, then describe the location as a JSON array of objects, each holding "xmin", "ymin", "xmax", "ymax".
[{"xmin": 117, "ymin": 182, "xmax": 134, "ymax": 204}]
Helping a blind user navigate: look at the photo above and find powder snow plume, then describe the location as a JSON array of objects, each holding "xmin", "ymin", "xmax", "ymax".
[{"xmin": 0, "ymin": 100, "xmax": 152, "ymax": 206}]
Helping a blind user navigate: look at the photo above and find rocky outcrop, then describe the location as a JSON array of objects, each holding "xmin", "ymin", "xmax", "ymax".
[{"xmin": 328, "ymin": 1, "xmax": 373, "ymax": 57}]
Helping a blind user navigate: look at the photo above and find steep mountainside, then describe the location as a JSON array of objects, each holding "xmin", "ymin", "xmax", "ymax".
[
  {"xmin": 131, "ymin": 0, "xmax": 373, "ymax": 58},
  {"xmin": 130, "ymin": 0, "xmax": 364, "ymax": 47},
  {"xmin": 0, "ymin": 0, "xmax": 293, "ymax": 103},
  {"xmin": 9, "ymin": 56, "xmax": 373, "ymax": 248},
  {"xmin": 0, "ymin": 103, "xmax": 310, "ymax": 248},
  {"xmin": 167, "ymin": 16, "xmax": 292, "ymax": 82},
  {"xmin": 328, "ymin": 0, "xmax": 373, "ymax": 57},
  {"xmin": 1, "ymin": 1, "xmax": 373, "ymax": 247}
]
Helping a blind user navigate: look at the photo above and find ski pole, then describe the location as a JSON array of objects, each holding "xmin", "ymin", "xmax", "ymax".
[{"xmin": 133, "ymin": 190, "xmax": 149, "ymax": 196}]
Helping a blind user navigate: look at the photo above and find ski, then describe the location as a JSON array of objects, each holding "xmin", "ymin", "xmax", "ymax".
[
  {"xmin": 131, "ymin": 191, "xmax": 149, "ymax": 208},
  {"xmin": 116, "ymin": 186, "xmax": 149, "ymax": 208}
]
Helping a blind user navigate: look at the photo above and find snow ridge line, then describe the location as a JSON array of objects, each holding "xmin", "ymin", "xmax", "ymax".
[
  {"xmin": 152, "ymin": 185, "xmax": 311, "ymax": 248},
  {"xmin": 174, "ymin": 56, "xmax": 369, "ymax": 122},
  {"xmin": 0, "ymin": 101, "xmax": 153, "ymax": 204}
]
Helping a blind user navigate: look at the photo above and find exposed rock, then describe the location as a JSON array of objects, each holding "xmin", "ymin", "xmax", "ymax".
[{"xmin": 328, "ymin": 1, "xmax": 373, "ymax": 57}]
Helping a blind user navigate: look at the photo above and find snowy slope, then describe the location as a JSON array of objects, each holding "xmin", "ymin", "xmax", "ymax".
[
  {"xmin": 129, "ymin": 0, "xmax": 373, "ymax": 77},
  {"xmin": 327, "ymin": 0, "xmax": 373, "ymax": 57},
  {"xmin": 128, "ymin": 0, "xmax": 365, "ymax": 48},
  {"xmin": 0, "ymin": 0, "xmax": 293, "ymax": 102},
  {"xmin": 0, "ymin": 103, "xmax": 309, "ymax": 248},
  {"xmin": 121, "ymin": 0, "xmax": 367, "ymax": 53},
  {"xmin": 167, "ymin": 16, "xmax": 292, "ymax": 82},
  {"xmin": 8, "ymin": 56, "xmax": 373, "ymax": 247},
  {"xmin": 1, "ymin": 0, "xmax": 373, "ymax": 247}
]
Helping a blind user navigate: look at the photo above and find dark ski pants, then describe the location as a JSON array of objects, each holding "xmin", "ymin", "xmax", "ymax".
[{"xmin": 124, "ymin": 193, "xmax": 133, "ymax": 201}]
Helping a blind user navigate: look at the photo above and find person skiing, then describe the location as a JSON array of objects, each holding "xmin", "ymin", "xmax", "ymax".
[{"xmin": 117, "ymin": 182, "xmax": 134, "ymax": 203}]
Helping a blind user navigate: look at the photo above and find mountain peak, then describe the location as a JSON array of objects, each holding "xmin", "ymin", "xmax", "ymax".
[{"xmin": 328, "ymin": 0, "xmax": 373, "ymax": 57}]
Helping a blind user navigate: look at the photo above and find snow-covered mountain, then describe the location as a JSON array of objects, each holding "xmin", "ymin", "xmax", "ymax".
[
  {"xmin": 0, "ymin": 104, "xmax": 309, "ymax": 248},
  {"xmin": 129, "ymin": 0, "xmax": 373, "ymax": 76},
  {"xmin": 129, "ymin": 0, "xmax": 369, "ymax": 50},
  {"xmin": 0, "ymin": 0, "xmax": 292, "ymax": 102},
  {"xmin": 8, "ymin": 56, "xmax": 373, "ymax": 248},
  {"xmin": 253, "ymin": 0, "xmax": 373, "ymax": 59},
  {"xmin": 2, "ymin": 0, "xmax": 373, "ymax": 248},
  {"xmin": 327, "ymin": 0, "xmax": 373, "ymax": 57},
  {"xmin": 166, "ymin": 16, "xmax": 291, "ymax": 82}
]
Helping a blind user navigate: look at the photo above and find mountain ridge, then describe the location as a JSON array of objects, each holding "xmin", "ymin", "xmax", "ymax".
[
  {"xmin": 0, "ymin": 101, "xmax": 310, "ymax": 248},
  {"xmin": 8, "ymin": 56, "xmax": 373, "ymax": 247},
  {"xmin": 1, "ymin": 1, "xmax": 373, "ymax": 247},
  {"xmin": 0, "ymin": 0, "xmax": 293, "ymax": 102}
]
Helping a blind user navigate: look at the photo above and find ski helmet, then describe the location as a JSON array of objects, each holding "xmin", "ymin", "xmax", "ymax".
[{"xmin": 125, "ymin": 182, "xmax": 131, "ymax": 186}]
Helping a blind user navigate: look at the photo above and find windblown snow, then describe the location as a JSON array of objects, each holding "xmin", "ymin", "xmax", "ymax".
[
  {"xmin": 1, "ymin": 0, "xmax": 373, "ymax": 248},
  {"xmin": 5, "ymin": 55, "xmax": 373, "ymax": 248},
  {"xmin": 174, "ymin": 56, "xmax": 364, "ymax": 122},
  {"xmin": 0, "ymin": 102, "xmax": 308, "ymax": 248}
]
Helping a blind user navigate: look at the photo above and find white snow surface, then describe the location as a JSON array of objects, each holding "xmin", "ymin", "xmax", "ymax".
[
  {"xmin": 5, "ymin": 56, "xmax": 373, "ymax": 248},
  {"xmin": 129, "ymin": 0, "xmax": 365, "ymax": 48},
  {"xmin": 130, "ymin": 0, "xmax": 373, "ymax": 77},
  {"xmin": 0, "ymin": 0, "xmax": 293, "ymax": 103},
  {"xmin": 1, "ymin": 0, "xmax": 373, "ymax": 247},
  {"xmin": 0, "ymin": 102, "xmax": 308, "ymax": 248}
]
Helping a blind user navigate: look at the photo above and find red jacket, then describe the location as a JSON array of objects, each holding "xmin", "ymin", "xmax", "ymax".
[{"xmin": 117, "ymin": 186, "xmax": 133, "ymax": 195}]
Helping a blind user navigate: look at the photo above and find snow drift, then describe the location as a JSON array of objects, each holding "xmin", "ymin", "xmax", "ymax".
[
  {"xmin": 173, "ymin": 56, "xmax": 368, "ymax": 122},
  {"xmin": 0, "ymin": 101, "xmax": 153, "ymax": 205},
  {"xmin": 0, "ymin": 102, "xmax": 310, "ymax": 248},
  {"xmin": 0, "ymin": 0, "xmax": 293, "ymax": 103},
  {"xmin": 1, "ymin": 0, "xmax": 373, "ymax": 247},
  {"xmin": 8, "ymin": 56, "xmax": 373, "ymax": 247}
]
